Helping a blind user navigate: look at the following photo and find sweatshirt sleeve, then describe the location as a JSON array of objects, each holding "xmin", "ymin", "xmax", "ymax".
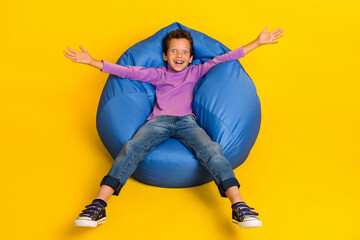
[
  {"xmin": 193, "ymin": 46, "xmax": 245, "ymax": 79},
  {"xmin": 100, "ymin": 60, "xmax": 161, "ymax": 85}
]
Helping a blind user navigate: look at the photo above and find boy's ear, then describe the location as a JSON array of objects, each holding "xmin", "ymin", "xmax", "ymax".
[
  {"xmin": 189, "ymin": 55, "xmax": 193, "ymax": 63},
  {"xmin": 163, "ymin": 52, "xmax": 167, "ymax": 61}
]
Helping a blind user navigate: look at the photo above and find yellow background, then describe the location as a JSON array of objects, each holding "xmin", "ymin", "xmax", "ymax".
[{"xmin": 1, "ymin": 0, "xmax": 359, "ymax": 239}]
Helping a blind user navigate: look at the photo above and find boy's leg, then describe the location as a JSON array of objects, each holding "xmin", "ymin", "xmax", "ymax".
[
  {"xmin": 95, "ymin": 185, "xmax": 115, "ymax": 202},
  {"xmin": 173, "ymin": 115, "xmax": 262, "ymax": 228},
  {"xmin": 100, "ymin": 116, "xmax": 172, "ymax": 197},
  {"xmin": 225, "ymin": 186, "xmax": 244, "ymax": 204},
  {"xmin": 74, "ymin": 116, "xmax": 172, "ymax": 227},
  {"xmin": 173, "ymin": 115, "xmax": 240, "ymax": 198}
]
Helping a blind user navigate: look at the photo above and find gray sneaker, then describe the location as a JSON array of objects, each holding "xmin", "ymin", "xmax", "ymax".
[
  {"xmin": 74, "ymin": 199, "xmax": 107, "ymax": 227},
  {"xmin": 232, "ymin": 202, "xmax": 262, "ymax": 228}
]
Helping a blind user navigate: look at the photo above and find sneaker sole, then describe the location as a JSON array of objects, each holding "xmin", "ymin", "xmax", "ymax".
[
  {"xmin": 74, "ymin": 217, "xmax": 106, "ymax": 227},
  {"xmin": 232, "ymin": 219, "xmax": 262, "ymax": 228}
]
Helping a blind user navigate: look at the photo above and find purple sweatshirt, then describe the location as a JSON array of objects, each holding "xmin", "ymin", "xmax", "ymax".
[{"xmin": 101, "ymin": 46, "xmax": 245, "ymax": 120}]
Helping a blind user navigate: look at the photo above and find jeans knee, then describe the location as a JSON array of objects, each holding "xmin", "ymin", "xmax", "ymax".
[
  {"xmin": 204, "ymin": 142, "xmax": 224, "ymax": 161},
  {"xmin": 214, "ymin": 142, "xmax": 223, "ymax": 153},
  {"xmin": 117, "ymin": 140, "xmax": 138, "ymax": 159}
]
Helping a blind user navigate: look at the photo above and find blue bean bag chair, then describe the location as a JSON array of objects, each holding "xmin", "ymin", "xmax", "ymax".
[{"xmin": 96, "ymin": 22, "xmax": 261, "ymax": 188}]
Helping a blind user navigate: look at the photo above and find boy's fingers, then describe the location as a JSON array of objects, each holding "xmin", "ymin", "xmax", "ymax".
[
  {"xmin": 64, "ymin": 53, "xmax": 74, "ymax": 59},
  {"xmin": 63, "ymin": 50, "xmax": 73, "ymax": 56},
  {"xmin": 63, "ymin": 51, "xmax": 71, "ymax": 57},
  {"xmin": 262, "ymin": 26, "xmax": 269, "ymax": 33},
  {"xmin": 79, "ymin": 46, "xmax": 87, "ymax": 53},
  {"xmin": 64, "ymin": 54, "xmax": 74, "ymax": 60},
  {"xmin": 273, "ymin": 29, "xmax": 284, "ymax": 35},
  {"xmin": 274, "ymin": 35, "xmax": 284, "ymax": 39},
  {"xmin": 270, "ymin": 28, "xmax": 282, "ymax": 34},
  {"xmin": 63, "ymin": 52, "xmax": 77, "ymax": 60},
  {"xmin": 275, "ymin": 30, "xmax": 285, "ymax": 36},
  {"xmin": 67, "ymin": 47, "xmax": 77, "ymax": 54}
]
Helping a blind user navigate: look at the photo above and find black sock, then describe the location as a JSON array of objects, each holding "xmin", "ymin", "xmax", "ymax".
[
  {"xmin": 231, "ymin": 201, "xmax": 245, "ymax": 208},
  {"xmin": 92, "ymin": 198, "xmax": 107, "ymax": 208}
]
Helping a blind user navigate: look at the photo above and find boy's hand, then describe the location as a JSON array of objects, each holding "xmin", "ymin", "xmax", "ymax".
[
  {"xmin": 242, "ymin": 27, "xmax": 284, "ymax": 55},
  {"xmin": 258, "ymin": 27, "xmax": 284, "ymax": 45},
  {"xmin": 63, "ymin": 46, "xmax": 93, "ymax": 64}
]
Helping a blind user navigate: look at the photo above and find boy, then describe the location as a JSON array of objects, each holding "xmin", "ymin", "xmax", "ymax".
[{"xmin": 64, "ymin": 26, "xmax": 284, "ymax": 228}]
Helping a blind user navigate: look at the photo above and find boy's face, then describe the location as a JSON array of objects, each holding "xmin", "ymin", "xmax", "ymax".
[{"xmin": 163, "ymin": 38, "xmax": 193, "ymax": 72}]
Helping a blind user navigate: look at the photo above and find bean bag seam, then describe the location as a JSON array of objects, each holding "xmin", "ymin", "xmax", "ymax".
[{"xmin": 192, "ymin": 101, "xmax": 234, "ymax": 142}]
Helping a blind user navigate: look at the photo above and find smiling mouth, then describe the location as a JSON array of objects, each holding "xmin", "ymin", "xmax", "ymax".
[{"xmin": 174, "ymin": 60, "xmax": 184, "ymax": 65}]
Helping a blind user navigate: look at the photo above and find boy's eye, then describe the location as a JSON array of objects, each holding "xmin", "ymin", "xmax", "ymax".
[
  {"xmin": 184, "ymin": 50, "xmax": 188, "ymax": 54},
  {"xmin": 171, "ymin": 49, "xmax": 176, "ymax": 53}
]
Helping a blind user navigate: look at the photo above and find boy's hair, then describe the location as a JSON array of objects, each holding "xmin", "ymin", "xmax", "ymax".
[{"xmin": 162, "ymin": 29, "xmax": 194, "ymax": 57}]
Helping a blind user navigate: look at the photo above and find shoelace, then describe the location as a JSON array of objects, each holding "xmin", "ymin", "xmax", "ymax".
[
  {"xmin": 233, "ymin": 202, "xmax": 259, "ymax": 221},
  {"xmin": 79, "ymin": 203, "xmax": 103, "ymax": 219}
]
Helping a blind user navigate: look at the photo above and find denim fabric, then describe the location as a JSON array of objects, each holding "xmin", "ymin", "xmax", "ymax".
[{"xmin": 100, "ymin": 115, "xmax": 240, "ymax": 197}]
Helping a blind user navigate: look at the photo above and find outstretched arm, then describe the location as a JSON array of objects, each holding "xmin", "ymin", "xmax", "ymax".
[
  {"xmin": 64, "ymin": 46, "xmax": 161, "ymax": 84},
  {"xmin": 63, "ymin": 46, "xmax": 104, "ymax": 70},
  {"xmin": 243, "ymin": 27, "xmax": 284, "ymax": 55},
  {"xmin": 193, "ymin": 27, "xmax": 284, "ymax": 78}
]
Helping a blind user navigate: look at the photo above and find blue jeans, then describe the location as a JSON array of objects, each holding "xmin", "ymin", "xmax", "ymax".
[{"xmin": 100, "ymin": 114, "xmax": 240, "ymax": 197}]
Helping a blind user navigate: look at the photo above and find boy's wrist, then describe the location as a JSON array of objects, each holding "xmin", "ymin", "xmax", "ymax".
[
  {"xmin": 243, "ymin": 38, "xmax": 262, "ymax": 55},
  {"xmin": 88, "ymin": 58, "xmax": 96, "ymax": 66},
  {"xmin": 254, "ymin": 38, "xmax": 262, "ymax": 47},
  {"xmin": 88, "ymin": 58, "xmax": 103, "ymax": 70}
]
